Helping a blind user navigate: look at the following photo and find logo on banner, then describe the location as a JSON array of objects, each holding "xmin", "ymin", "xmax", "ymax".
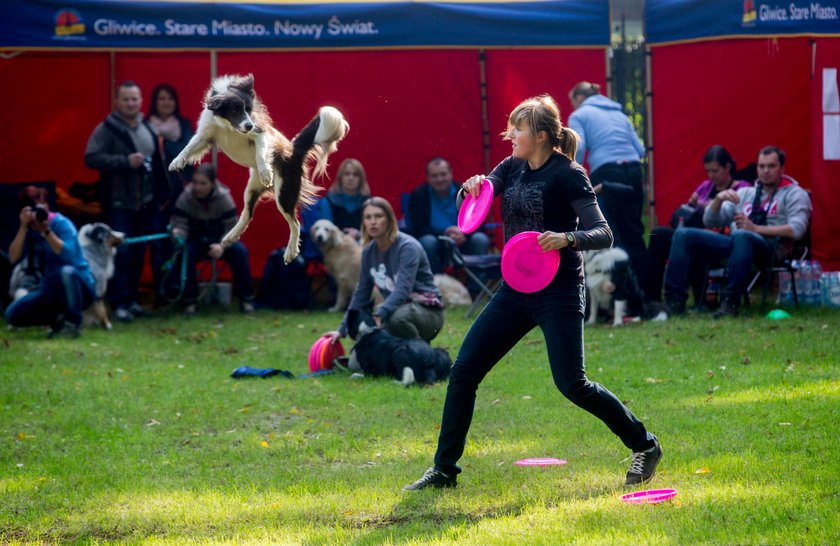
[
  {"xmin": 742, "ymin": 0, "xmax": 758, "ymax": 27},
  {"xmin": 54, "ymin": 9, "xmax": 86, "ymax": 38}
]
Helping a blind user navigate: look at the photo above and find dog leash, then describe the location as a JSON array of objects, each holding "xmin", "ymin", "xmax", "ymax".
[{"xmin": 121, "ymin": 232, "xmax": 172, "ymax": 245}]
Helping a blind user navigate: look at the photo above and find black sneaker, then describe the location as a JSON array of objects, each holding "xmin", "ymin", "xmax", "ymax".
[
  {"xmin": 47, "ymin": 321, "xmax": 81, "ymax": 339},
  {"xmin": 128, "ymin": 302, "xmax": 147, "ymax": 318},
  {"xmin": 402, "ymin": 467, "xmax": 457, "ymax": 491},
  {"xmin": 624, "ymin": 437, "xmax": 663, "ymax": 486},
  {"xmin": 114, "ymin": 306, "xmax": 134, "ymax": 323},
  {"xmin": 713, "ymin": 299, "xmax": 740, "ymax": 319}
]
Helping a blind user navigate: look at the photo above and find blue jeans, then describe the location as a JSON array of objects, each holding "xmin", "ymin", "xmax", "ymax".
[
  {"xmin": 108, "ymin": 205, "xmax": 168, "ymax": 309},
  {"xmin": 664, "ymin": 227, "xmax": 732, "ymax": 304},
  {"xmin": 432, "ymin": 281, "xmax": 654, "ymax": 475},
  {"xmin": 419, "ymin": 232, "xmax": 491, "ymax": 274},
  {"xmin": 4, "ymin": 266, "xmax": 94, "ymax": 327},
  {"xmin": 183, "ymin": 241, "xmax": 254, "ymax": 304},
  {"xmin": 664, "ymin": 228, "xmax": 773, "ymax": 303}
]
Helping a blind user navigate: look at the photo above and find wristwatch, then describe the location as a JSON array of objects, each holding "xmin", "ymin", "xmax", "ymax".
[{"xmin": 565, "ymin": 231, "xmax": 575, "ymax": 248}]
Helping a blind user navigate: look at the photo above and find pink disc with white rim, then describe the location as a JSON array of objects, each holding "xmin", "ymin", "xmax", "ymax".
[
  {"xmin": 514, "ymin": 457, "xmax": 568, "ymax": 467},
  {"xmin": 620, "ymin": 488, "xmax": 678, "ymax": 504}
]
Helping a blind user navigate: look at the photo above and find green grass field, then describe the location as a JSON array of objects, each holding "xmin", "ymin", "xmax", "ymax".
[{"xmin": 1, "ymin": 304, "xmax": 838, "ymax": 545}]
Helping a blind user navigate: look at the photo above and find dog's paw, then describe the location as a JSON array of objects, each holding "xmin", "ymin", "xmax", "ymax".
[
  {"xmin": 221, "ymin": 234, "xmax": 239, "ymax": 246},
  {"xmin": 169, "ymin": 156, "xmax": 186, "ymax": 171},
  {"xmin": 327, "ymin": 305, "xmax": 342, "ymax": 312},
  {"xmin": 283, "ymin": 246, "xmax": 300, "ymax": 264}
]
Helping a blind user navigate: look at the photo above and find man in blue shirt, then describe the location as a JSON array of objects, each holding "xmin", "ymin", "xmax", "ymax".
[
  {"xmin": 5, "ymin": 187, "xmax": 95, "ymax": 338},
  {"xmin": 407, "ymin": 157, "xmax": 490, "ymax": 274}
]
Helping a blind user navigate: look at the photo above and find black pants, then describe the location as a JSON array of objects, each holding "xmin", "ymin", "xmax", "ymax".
[
  {"xmin": 432, "ymin": 281, "xmax": 654, "ymax": 475},
  {"xmin": 590, "ymin": 162, "xmax": 648, "ymax": 283}
]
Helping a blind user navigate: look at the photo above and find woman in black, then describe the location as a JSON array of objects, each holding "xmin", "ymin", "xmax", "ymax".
[{"xmin": 404, "ymin": 95, "xmax": 661, "ymax": 491}]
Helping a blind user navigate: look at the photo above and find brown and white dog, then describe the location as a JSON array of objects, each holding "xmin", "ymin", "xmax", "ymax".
[
  {"xmin": 583, "ymin": 247, "xmax": 645, "ymax": 326},
  {"xmin": 78, "ymin": 222, "xmax": 124, "ymax": 330},
  {"xmin": 310, "ymin": 219, "xmax": 362, "ymax": 312},
  {"xmin": 169, "ymin": 74, "xmax": 349, "ymax": 264}
]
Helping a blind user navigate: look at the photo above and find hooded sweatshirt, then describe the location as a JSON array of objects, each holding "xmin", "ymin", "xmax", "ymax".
[
  {"xmin": 703, "ymin": 175, "xmax": 812, "ymax": 251},
  {"xmin": 567, "ymin": 94, "xmax": 645, "ymax": 172}
]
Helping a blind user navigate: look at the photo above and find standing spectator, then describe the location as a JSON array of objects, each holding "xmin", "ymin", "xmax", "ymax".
[
  {"xmin": 644, "ymin": 145, "xmax": 751, "ymax": 305},
  {"xmin": 403, "ymin": 95, "xmax": 660, "ymax": 491},
  {"xmin": 4, "ymin": 187, "xmax": 95, "ymax": 338},
  {"xmin": 568, "ymin": 82, "xmax": 647, "ymax": 281},
  {"xmin": 324, "ymin": 197, "xmax": 444, "ymax": 343},
  {"xmin": 407, "ymin": 157, "xmax": 490, "ymax": 274},
  {"xmin": 170, "ymin": 164, "xmax": 255, "ymax": 315},
  {"xmin": 147, "ymin": 83, "xmax": 194, "ymax": 213},
  {"xmin": 664, "ymin": 146, "xmax": 812, "ymax": 318},
  {"xmin": 84, "ymin": 80, "xmax": 170, "ymax": 322}
]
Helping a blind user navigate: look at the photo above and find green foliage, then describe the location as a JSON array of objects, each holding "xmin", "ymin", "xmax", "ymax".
[{"xmin": 1, "ymin": 307, "xmax": 838, "ymax": 544}]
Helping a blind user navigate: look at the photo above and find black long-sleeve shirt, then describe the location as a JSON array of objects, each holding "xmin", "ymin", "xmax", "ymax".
[{"xmin": 486, "ymin": 152, "xmax": 612, "ymax": 284}]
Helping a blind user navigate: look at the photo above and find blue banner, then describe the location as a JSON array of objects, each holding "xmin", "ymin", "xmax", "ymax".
[
  {"xmin": 0, "ymin": 0, "xmax": 609, "ymax": 50},
  {"xmin": 647, "ymin": 0, "xmax": 840, "ymax": 45}
]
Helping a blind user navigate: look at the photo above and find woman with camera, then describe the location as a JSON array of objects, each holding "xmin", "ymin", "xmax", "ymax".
[{"xmin": 4, "ymin": 187, "xmax": 95, "ymax": 338}]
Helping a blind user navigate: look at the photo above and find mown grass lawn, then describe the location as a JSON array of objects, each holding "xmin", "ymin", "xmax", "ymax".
[{"xmin": 1, "ymin": 304, "xmax": 838, "ymax": 545}]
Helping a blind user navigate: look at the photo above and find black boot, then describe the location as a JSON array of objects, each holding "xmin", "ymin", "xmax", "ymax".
[{"xmin": 713, "ymin": 294, "xmax": 740, "ymax": 318}]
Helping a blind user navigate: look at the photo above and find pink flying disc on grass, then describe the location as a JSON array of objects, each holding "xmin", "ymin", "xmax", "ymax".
[
  {"xmin": 620, "ymin": 488, "xmax": 678, "ymax": 504},
  {"xmin": 308, "ymin": 336, "xmax": 344, "ymax": 372},
  {"xmin": 457, "ymin": 179, "xmax": 494, "ymax": 234},
  {"xmin": 501, "ymin": 231, "xmax": 560, "ymax": 293},
  {"xmin": 514, "ymin": 457, "xmax": 568, "ymax": 467}
]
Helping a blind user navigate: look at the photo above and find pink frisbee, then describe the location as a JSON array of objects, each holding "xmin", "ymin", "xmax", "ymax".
[
  {"xmin": 501, "ymin": 231, "xmax": 560, "ymax": 293},
  {"xmin": 308, "ymin": 336, "xmax": 344, "ymax": 372},
  {"xmin": 620, "ymin": 489, "xmax": 678, "ymax": 505},
  {"xmin": 514, "ymin": 457, "xmax": 568, "ymax": 467},
  {"xmin": 458, "ymin": 179, "xmax": 494, "ymax": 234}
]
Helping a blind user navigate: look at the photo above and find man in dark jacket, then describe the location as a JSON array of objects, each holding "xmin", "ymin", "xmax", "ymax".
[
  {"xmin": 84, "ymin": 80, "xmax": 169, "ymax": 322},
  {"xmin": 407, "ymin": 157, "xmax": 490, "ymax": 273}
]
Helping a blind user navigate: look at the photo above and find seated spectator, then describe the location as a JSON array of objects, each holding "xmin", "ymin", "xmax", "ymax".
[
  {"xmin": 316, "ymin": 157, "xmax": 370, "ymax": 239},
  {"xmin": 324, "ymin": 197, "xmax": 444, "ymax": 343},
  {"xmin": 148, "ymin": 83, "xmax": 194, "ymax": 214},
  {"xmin": 170, "ymin": 164, "xmax": 255, "ymax": 315},
  {"xmin": 663, "ymin": 146, "xmax": 812, "ymax": 318},
  {"xmin": 4, "ymin": 187, "xmax": 95, "ymax": 338},
  {"xmin": 644, "ymin": 145, "xmax": 751, "ymax": 304},
  {"xmin": 407, "ymin": 157, "xmax": 490, "ymax": 274}
]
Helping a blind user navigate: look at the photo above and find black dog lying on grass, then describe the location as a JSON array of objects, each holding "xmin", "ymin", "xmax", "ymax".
[{"xmin": 344, "ymin": 309, "xmax": 452, "ymax": 386}]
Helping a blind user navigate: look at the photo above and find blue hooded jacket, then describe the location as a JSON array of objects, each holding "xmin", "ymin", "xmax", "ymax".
[{"xmin": 567, "ymin": 94, "xmax": 645, "ymax": 172}]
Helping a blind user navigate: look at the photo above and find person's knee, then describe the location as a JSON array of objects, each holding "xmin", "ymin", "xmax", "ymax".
[
  {"xmin": 553, "ymin": 375, "xmax": 590, "ymax": 401},
  {"xmin": 464, "ymin": 232, "xmax": 490, "ymax": 255},
  {"xmin": 419, "ymin": 234, "xmax": 439, "ymax": 253}
]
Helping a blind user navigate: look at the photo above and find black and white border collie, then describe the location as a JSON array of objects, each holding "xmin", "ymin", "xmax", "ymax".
[
  {"xmin": 583, "ymin": 247, "xmax": 646, "ymax": 326},
  {"xmin": 169, "ymin": 74, "xmax": 349, "ymax": 264}
]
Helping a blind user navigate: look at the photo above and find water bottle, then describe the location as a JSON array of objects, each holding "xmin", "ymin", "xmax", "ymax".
[
  {"xmin": 826, "ymin": 272, "xmax": 840, "ymax": 308},
  {"xmin": 799, "ymin": 261, "xmax": 813, "ymax": 305},
  {"xmin": 778, "ymin": 271, "xmax": 792, "ymax": 306},
  {"xmin": 811, "ymin": 261, "xmax": 823, "ymax": 306}
]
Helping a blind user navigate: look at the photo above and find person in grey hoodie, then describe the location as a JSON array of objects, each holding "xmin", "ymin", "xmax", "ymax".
[
  {"xmin": 664, "ymin": 146, "xmax": 812, "ymax": 318},
  {"xmin": 568, "ymin": 81, "xmax": 647, "ymax": 282}
]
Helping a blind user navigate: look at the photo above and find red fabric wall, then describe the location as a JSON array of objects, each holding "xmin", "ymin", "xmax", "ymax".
[
  {"xmin": 811, "ymin": 38, "xmax": 840, "ymax": 271},
  {"xmin": 651, "ymin": 38, "xmax": 813, "ymax": 226},
  {"xmin": 0, "ymin": 48, "xmax": 605, "ymax": 277}
]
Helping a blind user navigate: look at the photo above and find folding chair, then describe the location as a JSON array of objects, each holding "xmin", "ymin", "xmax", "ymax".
[{"xmin": 437, "ymin": 235, "xmax": 501, "ymax": 317}]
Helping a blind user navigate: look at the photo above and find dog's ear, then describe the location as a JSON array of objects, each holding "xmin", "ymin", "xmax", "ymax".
[
  {"xmin": 229, "ymin": 74, "xmax": 255, "ymax": 97},
  {"xmin": 206, "ymin": 94, "xmax": 225, "ymax": 112}
]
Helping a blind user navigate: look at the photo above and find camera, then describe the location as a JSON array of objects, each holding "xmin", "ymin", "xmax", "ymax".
[{"xmin": 33, "ymin": 205, "xmax": 48, "ymax": 222}]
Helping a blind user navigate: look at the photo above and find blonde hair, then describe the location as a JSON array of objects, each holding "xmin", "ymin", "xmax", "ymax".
[
  {"xmin": 361, "ymin": 197, "xmax": 399, "ymax": 244},
  {"xmin": 504, "ymin": 94, "xmax": 579, "ymax": 161},
  {"xmin": 329, "ymin": 158, "xmax": 371, "ymax": 196}
]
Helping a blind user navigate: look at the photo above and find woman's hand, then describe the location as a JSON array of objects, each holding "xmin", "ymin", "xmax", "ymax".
[
  {"xmin": 208, "ymin": 243, "xmax": 224, "ymax": 259},
  {"xmin": 537, "ymin": 231, "xmax": 569, "ymax": 251},
  {"xmin": 324, "ymin": 330, "xmax": 343, "ymax": 345},
  {"xmin": 715, "ymin": 189, "xmax": 740, "ymax": 204},
  {"xmin": 462, "ymin": 175, "xmax": 486, "ymax": 198}
]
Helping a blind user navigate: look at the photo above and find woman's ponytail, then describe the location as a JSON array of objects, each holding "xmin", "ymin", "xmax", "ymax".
[{"xmin": 558, "ymin": 126, "xmax": 580, "ymax": 161}]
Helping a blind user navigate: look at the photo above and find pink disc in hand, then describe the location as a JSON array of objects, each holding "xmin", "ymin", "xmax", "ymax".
[{"xmin": 458, "ymin": 179, "xmax": 494, "ymax": 234}]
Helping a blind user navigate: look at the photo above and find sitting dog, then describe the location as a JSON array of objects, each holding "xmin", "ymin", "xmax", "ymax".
[
  {"xmin": 8, "ymin": 261, "xmax": 41, "ymax": 302},
  {"xmin": 433, "ymin": 274, "xmax": 472, "ymax": 306},
  {"xmin": 583, "ymin": 247, "xmax": 645, "ymax": 326},
  {"xmin": 78, "ymin": 222, "xmax": 124, "ymax": 329},
  {"xmin": 169, "ymin": 74, "xmax": 349, "ymax": 264},
  {"xmin": 344, "ymin": 309, "xmax": 452, "ymax": 386},
  {"xmin": 310, "ymin": 219, "xmax": 362, "ymax": 312}
]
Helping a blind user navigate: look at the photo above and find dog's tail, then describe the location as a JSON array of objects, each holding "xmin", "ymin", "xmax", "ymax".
[{"xmin": 277, "ymin": 106, "xmax": 349, "ymax": 212}]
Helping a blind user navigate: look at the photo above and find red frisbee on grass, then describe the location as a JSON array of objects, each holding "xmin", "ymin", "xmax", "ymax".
[
  {"xmin": 308, "ymin": 336, "xmax": 344, "ymax": 372},
  {"xmin": 514, "ymin": 457, "xmax": 568, "ymax": 467},
  {"xmin": 501, "ymin": 231, "xmax": 561, "ymax": 293},
  {"xmin": 620, "ymin": 488, "xmax": 678, "ymax": 504},
  {"xmin": 457, "ymin": 179, "xmax": 494, "ymax": 234}
]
